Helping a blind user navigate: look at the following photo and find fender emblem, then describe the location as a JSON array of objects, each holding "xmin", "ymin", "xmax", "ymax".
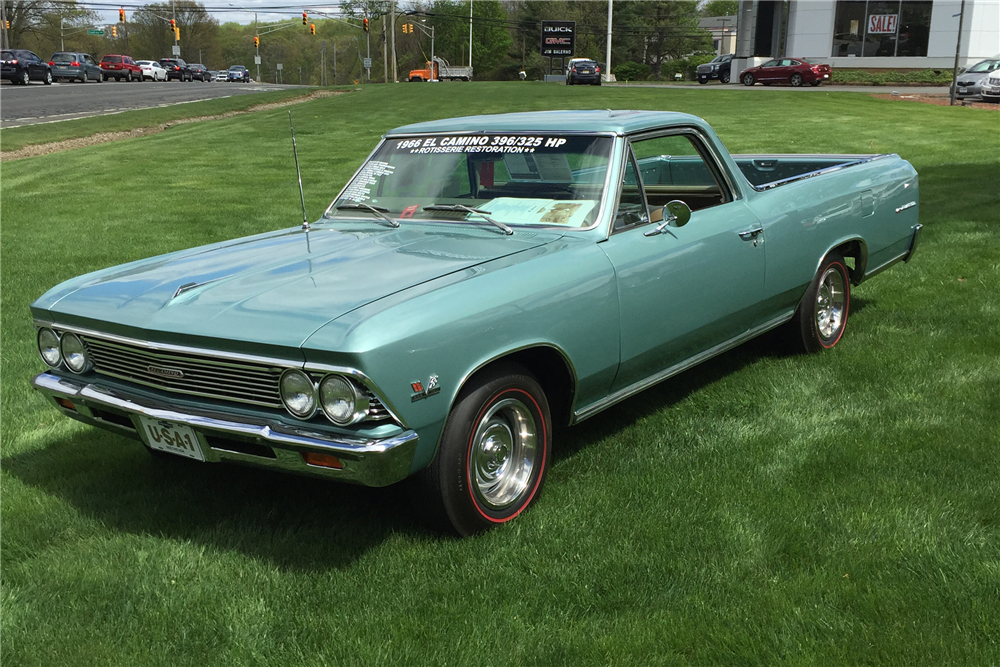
[
  {"xmin": 411, "ymin": 375, "xmax": 440, "ymax": 402},
  {"xmin": 147, "ymin": 365, "xmax": 185, "ymax": 379}
]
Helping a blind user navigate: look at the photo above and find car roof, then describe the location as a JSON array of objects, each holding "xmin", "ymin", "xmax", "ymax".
[{"xmin": 387, "ymin": 110, "xmax": 707, "ymax": 136}]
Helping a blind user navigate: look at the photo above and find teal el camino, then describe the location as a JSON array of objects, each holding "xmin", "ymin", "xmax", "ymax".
[{"xmin": 30, "ymin": 110, "xmax": 921, "ymax": 535}]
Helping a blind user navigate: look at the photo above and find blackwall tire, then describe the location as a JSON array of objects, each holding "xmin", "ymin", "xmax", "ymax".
[
  {"xmin": 791, "ymin": 252, "xmax": 851, "ymax": 353},
  {"xmin": 20, "ymin": 70, "xmax": 30, "ymax": 85},
  {"xmin": 81, "ymin": 71, "xmax": 88, "ymax": 83},
  {"xmin": 418, "ymin": 363, "xmax": 551, "ymax": 536},
  {"xmin": 742, "ymin": 73, "xmax": 754, "ymax": 86},
  {"xmin": 720, "ymin": 71, "xmax": 731, "ymax": 84},
  {"xmin": 44, "ymin": 70, "xmax": 53, "ymax": 84}
]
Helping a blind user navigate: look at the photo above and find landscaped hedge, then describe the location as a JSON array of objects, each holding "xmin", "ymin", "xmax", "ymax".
[{"xmin": 832, "ymin": 68, "xmax": 954, "ymax": 85}]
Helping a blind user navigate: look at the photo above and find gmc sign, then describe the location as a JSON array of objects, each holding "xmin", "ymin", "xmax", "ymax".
[{"xmin": 541, "ymin": 20, "xmax": 576, "ymax": 57}]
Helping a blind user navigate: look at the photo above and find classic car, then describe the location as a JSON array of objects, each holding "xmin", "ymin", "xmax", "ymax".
[
  {"xmin": 740, "ymin": 58, "xmax": 831, "ymax": 87},
  {"xmin": 30, "ymin": 110, "xmax": 921, "ymax": 536}
]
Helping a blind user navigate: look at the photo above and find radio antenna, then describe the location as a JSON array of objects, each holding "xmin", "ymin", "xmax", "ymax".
[{"xmin": 288, "ymin": 111, "xmax": 309, "ymax": 232}]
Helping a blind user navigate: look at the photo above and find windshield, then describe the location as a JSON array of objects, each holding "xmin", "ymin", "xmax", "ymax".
[
  {"xmin": 327, "ymin": 133, "xmax": 614, "ymax": 230},
  {"xmin": 967, "ymin": 60, "xmax": 1000, "ymax": 73}
]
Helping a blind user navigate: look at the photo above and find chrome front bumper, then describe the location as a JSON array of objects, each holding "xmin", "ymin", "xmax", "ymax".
[{"xmin": 32, "ymin": 372, "xmax": 418, "ymax": 487}]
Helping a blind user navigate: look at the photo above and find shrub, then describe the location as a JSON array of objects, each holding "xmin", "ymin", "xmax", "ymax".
[
  {"xmin": 832, "ymin": 68, "xmax": 954, "ymax": 85},
  {"xmin": 613, "ymin": 60, "xmax": 650, "ymax": 82}
]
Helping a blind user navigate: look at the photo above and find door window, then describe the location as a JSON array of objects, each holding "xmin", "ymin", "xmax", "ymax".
[
  {"xmin": 613, "ymin": 151, "xmax": 649, "ymax": 231},
  {"xmin": 628, "ymin": 133, "xmax": 729, "ymax": 216}
]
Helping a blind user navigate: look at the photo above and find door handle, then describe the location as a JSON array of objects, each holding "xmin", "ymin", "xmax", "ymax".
[{"xmin": 738, "ymin": 226, "xmax": 763, "ymax": 241}]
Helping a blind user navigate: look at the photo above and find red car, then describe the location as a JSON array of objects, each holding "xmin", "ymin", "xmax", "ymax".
[
  {"xmin": 739, "ymin": 58, "xmax": 832, "ymax": 87},
  {"xmin": 100, "ymin": 54, "xmax": 142, "ymax": 82}
]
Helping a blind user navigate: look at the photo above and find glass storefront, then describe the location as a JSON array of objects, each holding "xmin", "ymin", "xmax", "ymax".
[{"xmin": 831, "ymin": 0, "xmax": 932, "ymax": 57}]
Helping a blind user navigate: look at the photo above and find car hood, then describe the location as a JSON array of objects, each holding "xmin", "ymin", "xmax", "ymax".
[{"xmin": 34, "ymin": 223, "xmax": 561, "ymax": 351}]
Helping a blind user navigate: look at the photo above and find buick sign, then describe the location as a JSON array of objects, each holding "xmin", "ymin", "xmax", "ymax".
[{"xmin": 541, "ymin": 20, "xmax": 576, "ymax": 57}]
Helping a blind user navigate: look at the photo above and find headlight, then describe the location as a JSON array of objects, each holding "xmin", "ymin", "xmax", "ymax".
[
  {"xmin": 279, "ymin": 369, "xmax": 316, "ymax": 418},
  {"xmin": 37, "ymin": 328, "xmax": 62, "ymax": 367},
  {"xmin": 320, "ymin": 375, "xmax": 369, "ymax": 425},
  {"xmin": 59, "ymin": 332, "xmax": 91, "ymax": 373}
]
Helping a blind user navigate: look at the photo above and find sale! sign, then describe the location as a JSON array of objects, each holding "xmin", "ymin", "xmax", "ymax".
[{"xmin": 868, "ymin": 14, "xmax": 898, "ymax": 34}]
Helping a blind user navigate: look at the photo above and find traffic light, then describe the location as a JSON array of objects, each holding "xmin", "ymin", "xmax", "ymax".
[
  {"xmin": 302, "ymin": 12, "xmax": 307, "ymax": 25},
  {"xmin": 174, "ymin": 27, "xmax": 180, "ymax": 40},
  {"xmin": 169, "ymin": 18, "xmax": 175, "ymax": 31},
  {"xmin": 119, "ymin": 8, "xmax": 125, "ymax": 22},
  {"xmin": 402, "ymin": 23, "xmax": 410, "ymax": 34},
  {"xmin": 362, "ymin": 18, "xmax": 369, "ymax": 32},
  {"xmin": 253, "ymin": 35, "xmax": 259, "ymax": 48},
  {"xmin": 112, "ymin": 25, "xmax": 117, "ymax": 37},
  {"xmin": 309, "ymin": 23, "xmax": 316, "ymax": 35}
]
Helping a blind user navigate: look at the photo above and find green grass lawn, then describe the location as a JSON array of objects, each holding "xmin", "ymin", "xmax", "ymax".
[{"xmin": 2, "ymin": 83, "xmax": 998, "ymax": 666}]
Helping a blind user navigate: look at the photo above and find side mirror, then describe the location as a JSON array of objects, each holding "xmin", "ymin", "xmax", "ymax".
[{"xmin": 644, "ymin": 200, "xmax": 691, "ymax": 236}]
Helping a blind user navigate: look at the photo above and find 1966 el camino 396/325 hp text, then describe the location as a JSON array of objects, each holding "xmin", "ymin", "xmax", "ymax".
[{"xmin": 31, "ymin": 111, "xmax": 921, "ymax": 535}]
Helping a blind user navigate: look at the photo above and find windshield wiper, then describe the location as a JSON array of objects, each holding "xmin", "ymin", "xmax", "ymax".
[
  {"xmin": 329, "ymin": 202, "xmax": 400, "ymax": 228},
  {"xmin": 423, "ymin": 204, "xmax": 514, "ymax": 236}
]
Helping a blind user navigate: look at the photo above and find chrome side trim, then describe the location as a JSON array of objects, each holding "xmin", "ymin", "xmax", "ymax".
[
  {"xmin": 895, "ymin": 201, "xmax": 916, "ymax": 214},
  {"xmin": 860, "ymin": 249, "xmax": 908, "ymax": 282},
  {"xmin": 571, "ymin": 311, "xmax": 794, "ymax": 424},
  {"xmin": 903, "ymin": 223, "xmax": 922, "ymax": 263},
  {"xmin": 32, "ymin": 372, "xmax": 418, "ymax": 487},
  {"xmin": 734, "ymin": 153, "xmax": 893, "ymax": 192}
]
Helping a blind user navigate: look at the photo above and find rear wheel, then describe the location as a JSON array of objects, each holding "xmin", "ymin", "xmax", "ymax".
[
  {"xmin": 742, "ymin": 73, "xmax": 755, "ymax": 86},
  {"xmin": 44, "ymin": 70, "xmax": 52, "ymax": 85},
  {"xmin": 790, "ymin": 73, "xmax": 804, "ymax": 87},
  {"xmin": 418, "ymin": 363, "xmax": 551, "ymax": 536},
  {"xmin": 791, "ymin": 252, "xmax": 851, "ymax": 353},
  {"xmin": 126, "ymin": 71, "xmax": 132, "ymax": 82},
  {"xmin": 80, "ymin": 71, "xmax": 88, "ymax": 83},
  {"xmin": 20, "ymin": 70, "xmax": 30, "ymax": 85},
  {"xmin": 810, "ymin": 80, "xmax": 821, "ymax": 87}
]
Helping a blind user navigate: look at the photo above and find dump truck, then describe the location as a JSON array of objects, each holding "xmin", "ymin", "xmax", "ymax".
[{"xmin": 408, "ymin": 56, "xmax": 472, "ymax": 82}]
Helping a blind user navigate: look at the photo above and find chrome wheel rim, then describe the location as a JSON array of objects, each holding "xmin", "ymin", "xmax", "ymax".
[
  {"xmin": 470, "ymin": 397, "xmax": 537, "ymax": 511},
  {"xmin": 816, "ymin": 267, "xmax": 846, "ymax": 340}
]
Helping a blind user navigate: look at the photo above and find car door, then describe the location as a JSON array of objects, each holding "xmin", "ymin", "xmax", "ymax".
[
  {"xmin": 757, "ymin": 59, "xmax": 780, "ymax": 82},
  {"xmin": 26, "ymin": 51, "xmax": 43, "ymax": 79},
  {"xmin": 85, "ymin": 54, "xmax": 101, "ymax": 79},
  {"xmin": 599, "ymin": 131, "xmax": 766, "ymax": 392}
]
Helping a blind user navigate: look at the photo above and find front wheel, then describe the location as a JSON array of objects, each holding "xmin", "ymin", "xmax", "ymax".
[
  {"xmin": 698, "ymin": 77, "xmax": 707, "ymax": 84},
  {"xmin": 742, "ymin": 73, "xmax": 754, "ymax": 86},
  {"xmin": 720, "ymin": 70, "xmax": 731, "ymax": 84},
  {"xmin": 790, "ymin": 73, "xmax": 804, "ymax": 87},
  {"xmin": 418, "ymin": 363, "xmax": 551, "ymax": 536},
  {"xmin": 792, "ymin": 252, "xmax": 851, "ymax": 353}
]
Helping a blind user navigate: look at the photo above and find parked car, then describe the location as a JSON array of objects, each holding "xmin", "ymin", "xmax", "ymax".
[
  {"xmin": 227, "ymin": 65, "xmax": 249, "ymax": 82},
  {"xmin": 100, "ymin": 54, "xmax": 142, "ymax": 82},
  {"xmin": 740, "ymin": 58, "xmax": 831, "ymax": 87},
  {"xmin": 159, "ymin": 58, "xmax": 193, "ymax": 81},
  {"xmin": 48, "ymin": 52, "xmax": 102, "ymax": 83},
  {"xmin": 696, "ymin": 53, "xmax": 734, "ymax": 84},
  {"xmin": 188, "ymin": 63, "xmax": 210, "ymax": 81},
  {"xmin": 135, "ymin": 60, "xmax": 167, "ymax": 81},
  {"xmin": 565, "ymin": 59, "xmax": 601, "ymax": 85},
  {"xmin": 980, "ymin": 72, "xmax": 1000, "ymax": 103},
  {"xmin": 213, "ymin": 69, "xmax": 228, "ymax": 82},
  {"xmin": 29, "ymin": 110, "xmax": 921, "ymax": 536},
  {"xmin": 953, "ymin": 58, "xmax": 1000, "ymax": 99},
  {"xmin": 1, "ymin": 49, "xmax": 53, "ymax": 85}
]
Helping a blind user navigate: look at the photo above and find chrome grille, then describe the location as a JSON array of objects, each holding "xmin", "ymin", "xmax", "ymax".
[
  {"xmin": 81, "ymin": 335, "xmax": 393, "ymax": 421},
  {"xmin": 84, "ymin": 337, "xmax": 285, "ymax": 408}
]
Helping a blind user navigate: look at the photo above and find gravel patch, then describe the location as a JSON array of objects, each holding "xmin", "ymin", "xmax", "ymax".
[
  {"xmin": 870, "ymin": 92, "xmax": 1000, "ymax": 110},
  {"xmin": 2, "ymin": 90, "xmax": 349, "ymax": 161}
]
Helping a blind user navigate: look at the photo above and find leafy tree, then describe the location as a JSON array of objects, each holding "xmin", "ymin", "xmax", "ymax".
[
  {"xmin": 128, "ymin": 1, "xmax": 219, "ymax": 64},
  {"xmin": 2, "ymin": 1, "xmax": 100, "ymax": 56},
  {"xmin": 701, "ymin": 1, "xmax": 739, "ymax": 17}
]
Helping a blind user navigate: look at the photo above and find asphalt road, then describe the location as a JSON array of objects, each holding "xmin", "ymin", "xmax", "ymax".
[{"xmin": 0, "ymin": 79, "xmax": 310, "ymax": 129}]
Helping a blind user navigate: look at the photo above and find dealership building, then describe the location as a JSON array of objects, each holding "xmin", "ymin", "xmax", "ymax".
[{"xmin": 728, "ymin": 0, "xmax": 999, "ymax": 70}]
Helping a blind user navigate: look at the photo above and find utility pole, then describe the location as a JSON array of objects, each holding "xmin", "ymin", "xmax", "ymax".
[
  {"xmin": 333, "ymin": 42, "xmax": 337, "ymax": 84},
  {"xmin": 950, "ymin": 0, "xmax": 966, "ymax": 106},
  {"xmin": 366, "ymin": 12, "xmax": 371, "ymax": 82},
  {"xmin": 254, "ymin": 12, "xmax": 259, "ymax": 83},
  {"xmin": 605, "ymin": 0, "xmax": 613, "ymax": 81},
  {"xmin": 382, "ymin": 19, "xmax": 387, "ymax": 83},
  {"xmin": 61, "ymin": 17, "xmax": 64, "ymax": 51},
  {"xmin": 390, "ymin": 1, "xmax": 397, "ymax": 83},
  {"xmin": 468, "ymin": 0, "xmax": 473, "ymax": 68},
  {"xmin": 171, "ymin": 0, "xmax": 178, "ymax": 57},
  {"xmin": 0, "ymin": 2, "xmax": 7, "ymax": 50}
]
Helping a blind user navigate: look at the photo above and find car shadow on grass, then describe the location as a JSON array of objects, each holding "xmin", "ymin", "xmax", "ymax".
[
  {"xmin": 551, "ymin": 297, "xmax": 870, "ymax": 464},
  {"xmin": 5, "ymin": 299, "xmax": 870, "ymax": 565},
  {"xmin": 4, "ymin": 426, "xmax": 433, "ymax": 570}
]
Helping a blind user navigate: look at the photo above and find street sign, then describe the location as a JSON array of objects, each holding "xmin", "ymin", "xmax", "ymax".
[
  {"xmin": 87, "ymin": 29, "xmax": 105, "ymax": 35},
  {"xmin": 276, "ymin": 63, "xmax": 283, "ymax": 70},
  {"xmin": 171, "ymin": 45, "xmax": 180, "ymax": 55},
  {"xmin": 254, "ymin": 55, "xmax": 261, "ymax": 64},
  {"xmin": 363, "ymin": 57, "xmax": 372, "ymax": 68}
]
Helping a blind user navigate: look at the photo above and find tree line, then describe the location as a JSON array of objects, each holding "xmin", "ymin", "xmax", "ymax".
[{"xmin": 1, "ymin": 0, "xmax": 737, "ymax": 83}]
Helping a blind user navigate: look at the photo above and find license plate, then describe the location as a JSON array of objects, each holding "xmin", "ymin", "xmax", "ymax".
[
  {"xmin": 580, "ymin": 70, "xmax": 591, "ymax": 74},
  {"xmin": 959, "ymin": 87, "xmax": 968, "ymax": 93},
  {"xmin": 138, "ymin": 416, "xmax": 205, "ymax": 461}
]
